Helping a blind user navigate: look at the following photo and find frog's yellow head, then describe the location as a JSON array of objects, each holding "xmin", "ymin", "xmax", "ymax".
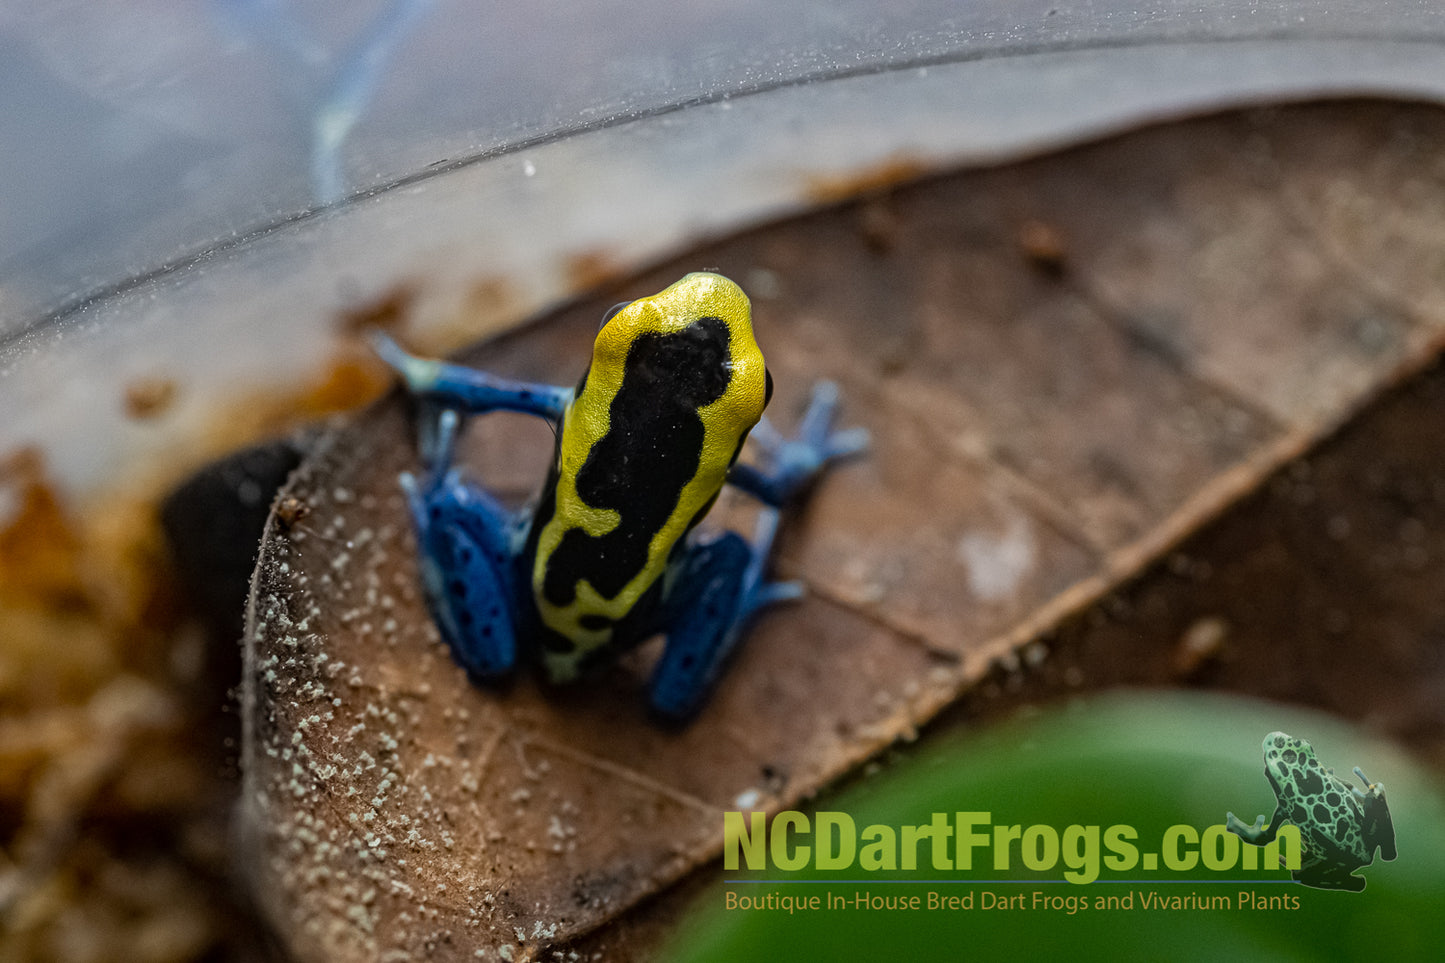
[{"xmin": 585, "ymin": 271, "xmax": 769, "ymax": 437}]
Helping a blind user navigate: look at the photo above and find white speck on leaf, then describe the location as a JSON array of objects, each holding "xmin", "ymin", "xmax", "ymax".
[{"xmin": 956, "ymin": 514, "xmax": 1035, "ymax": 601}]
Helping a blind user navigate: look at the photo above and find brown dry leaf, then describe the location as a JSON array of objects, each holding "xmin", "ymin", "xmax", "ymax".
[{"xmin": 241, "ymin": 102, "xmax": 1445, "ymax": 961}]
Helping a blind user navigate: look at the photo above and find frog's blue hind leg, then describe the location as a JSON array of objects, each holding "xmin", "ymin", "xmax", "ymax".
[
  {"xmin": 649, "ymin": 511, "xmax": 800, "ymax": 720},
  {"xmin": 399, "ymin": 408, "xmax": 523, "ymax": 681},
  {"xmin": 649, "ymin": 381, "xmax": 868, "ymax": 720}
]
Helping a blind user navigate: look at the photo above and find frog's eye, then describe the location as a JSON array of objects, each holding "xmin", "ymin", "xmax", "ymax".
[
  {"xmin": 763, "ymin": 368, "xmax": 774, "ymax": 407},
  {"xmin": 599, "ymin": 301, "xmax": 632, "ymax": 330}
]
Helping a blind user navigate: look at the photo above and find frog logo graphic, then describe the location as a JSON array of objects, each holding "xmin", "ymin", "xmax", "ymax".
[{"xmin": 1226, "ymin": 732, "xmax": 1396, "ymax": 892}]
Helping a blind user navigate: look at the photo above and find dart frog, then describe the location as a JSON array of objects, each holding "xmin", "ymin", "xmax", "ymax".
[
  {"xmin": 1226, "ymin": 731, "xmax": 1396, "ymax": 892},
  {"xmin": 372, "ymin": 272, "xmax": 867, "ymax": 720}
]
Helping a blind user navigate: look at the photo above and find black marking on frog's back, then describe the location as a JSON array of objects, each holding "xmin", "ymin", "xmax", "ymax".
[{"xmin": 542, "ymin": 316, "xmax": 733, "ymax": 607}]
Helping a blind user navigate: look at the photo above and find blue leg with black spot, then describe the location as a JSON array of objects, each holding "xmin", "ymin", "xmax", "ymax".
[
  {"xmin": 649, "ymin": 511, "xmax": 801, "ymax": 720},
  {"xmin": 398, "ymin": 409, "xmax": 525, "ymax": 681},
  {"xmin": 371, "ymin": 331, "xmax": 573, "ymax": 420},
  {"xmin": 649, "ymin": 381, "xmax": 868, "ymax": 719}
]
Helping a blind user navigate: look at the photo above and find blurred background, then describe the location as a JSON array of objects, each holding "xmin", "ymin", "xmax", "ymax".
[{"xmin": 7, "ymin": 1, "xmax": 1445, "ymax": 494}]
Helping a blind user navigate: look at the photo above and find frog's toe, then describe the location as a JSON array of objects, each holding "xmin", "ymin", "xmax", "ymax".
[
  {"xmin": 753, "ymin": 579, "xmax": 805, "ymax": 609},
  {"xmin": 797, "ymin": 381, "xmax": 869, "ymax": 466},
  {"xmin": 413, "ymin": 406, "xmax": 462, "ymax": 475},
  {"xmin": 370, "ymin": 330, "xmax": 441, "ymax": 392},
  {"xmin": 797, "ymin": 380, "xmax": 842, "ymax": 441},
  {"xmin": 825, "ymin": 425, "xmax": 871, "ymax": 460},
  {"xmin": 368, "ymin": 329, "xmax": 405, "ymax": 366}
]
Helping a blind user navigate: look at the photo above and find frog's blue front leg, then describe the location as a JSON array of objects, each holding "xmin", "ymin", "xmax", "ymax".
[
  {"xmin": 371, "ymin": 331, "xmax": 573, "ymax": 421},
  {"xmin": 728, "ymin": 381, "xmax": 870, "ymax": 508},
  {"xmin": 400, "ymin": 409, "xmax": 524, "ymax": 681},
  {"xmin": 372, "ymin": 330, "xmax": 573, "ymax": 472},
  {"xmin": 649, "ymin": 381, "xmax": 868, "ymax": 719}
]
